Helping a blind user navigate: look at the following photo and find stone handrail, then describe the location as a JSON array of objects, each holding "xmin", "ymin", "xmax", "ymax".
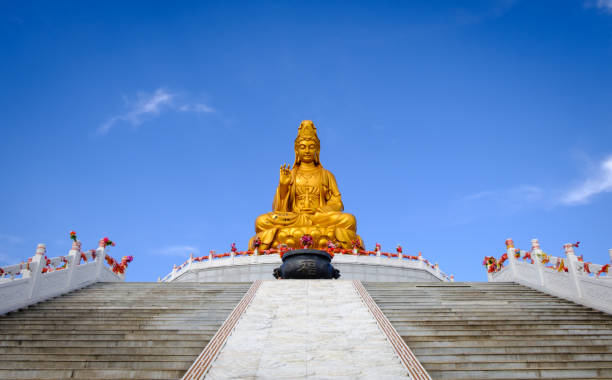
[
  {"xmin": 485, "ymin": 239, "xmax": 612, "ymax": 315},
  {"xmin": 0, "ymin": 240, "xmax": 127, "ymax": 315},
  {"xmin": 161, "ymin": 249, "xmax": 453, "ymax": 282}
]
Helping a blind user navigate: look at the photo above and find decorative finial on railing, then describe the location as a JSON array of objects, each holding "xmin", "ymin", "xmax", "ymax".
[
  {"xmin": 35, "ymin": 243, "xmax": 46, "ymax": 256},
  {"xmin": 505, "ymin": 238, "xmax": 514, "ymax": 249},
  {"xmin": 531, "ymin": 238, "xmax": 540, "ymax": 251},
  {"xmin": 98, "ymin": 239, "xmax": 105, "ymax": 248},
  {"xmin": 564, "ymin": 243, "xmax": 576, "ymax": 256}
]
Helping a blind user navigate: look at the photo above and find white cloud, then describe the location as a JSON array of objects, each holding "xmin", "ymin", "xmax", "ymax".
[
  {"xmin": 561, "ymin": 156, "xmax": 612, "ymax": 205},
  {"xmin": 596, "ymin": 0, "xmax": 612, "ymax": 13},
  {"xmin": 155, "ymin": 245, "xmax": 200, "ymax": 257},
  {"xmin": 585, "ymin": 0, "xmax": 612, "ymax": 13},
  {"xmin": 179, "ymin": 103, "xmax": 215, "ymax": 113},
  {"xmin": 98, "ymin": 88, "xmax": 174, "ymax": 134},
  {"xmin": 98, "ymin": 88, "xmax": 215, "ymax": 134},
  {"xmin": 449, "ymin": 185, "xmax": 545, "ymax": 225}
]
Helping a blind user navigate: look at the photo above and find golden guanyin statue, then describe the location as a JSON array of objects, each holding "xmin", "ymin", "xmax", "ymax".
[{"xmin": 249, "ymin": 120, "xmax": 364, "ymax": 250}]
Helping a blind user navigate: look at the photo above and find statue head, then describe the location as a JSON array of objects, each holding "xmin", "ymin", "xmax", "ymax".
[{"xmin": 294, "ymin": 120, "xmax": 321, "ymax": 166}]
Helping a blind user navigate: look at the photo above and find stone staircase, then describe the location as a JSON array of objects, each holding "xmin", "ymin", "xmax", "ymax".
[
  {"xmin": 364, "ymin": 282, "xmax": 612, "ymax": 379},
  {"xmin": 0, "ymin": 282, "xmax": 251, "ymax": 379}
]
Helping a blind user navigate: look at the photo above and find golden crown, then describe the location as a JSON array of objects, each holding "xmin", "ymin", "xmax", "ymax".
[{"xmin": 295, "ymin": 120, "xmax": 320, "ymax": 143}]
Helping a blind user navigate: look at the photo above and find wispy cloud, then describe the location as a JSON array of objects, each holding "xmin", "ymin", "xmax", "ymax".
[
  {"xmin": 449, "ymin": 185, "xmax": 545, "ymax": 225},
  {"xmin": 179, "ymin": 103, "xmax": 215, "ymax": 113},
  {"xmin": 98, "ymin": 88, "xmax": 215, "ymax": 134},
  {"xmin": 560, "ymin": 156, "xmax": 612, "ymax": 205},
  {"xmin": 596, "ymin": 0, "xmax": 612, "ymax": 13},
  {"xmin": 585, "ymin": 0, "xmax": 612, "ymax": 13},
  {"xmin": 155, "ymin": 245, "xmax": 200, "ymax": 257}
]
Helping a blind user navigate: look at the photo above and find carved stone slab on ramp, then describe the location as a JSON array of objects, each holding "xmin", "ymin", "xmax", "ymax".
[{"xmin": 194, "ymin": 280, "xmax": 419, "ymax": 379}]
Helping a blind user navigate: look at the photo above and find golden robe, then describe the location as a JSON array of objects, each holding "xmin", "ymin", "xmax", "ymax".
[{"xmin": 250, "ymin": 165, "xmax": 361, "ymax": 250}]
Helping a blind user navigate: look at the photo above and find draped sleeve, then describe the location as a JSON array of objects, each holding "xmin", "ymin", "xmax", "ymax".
[{"xmin": 322, "ymin": 168, "xmax": 344, "ymax": 212}]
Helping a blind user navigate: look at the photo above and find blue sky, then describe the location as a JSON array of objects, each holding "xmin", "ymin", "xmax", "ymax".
[{"xmin": 1, "ymin": 0, "xmax": 611, "ymax": 281}]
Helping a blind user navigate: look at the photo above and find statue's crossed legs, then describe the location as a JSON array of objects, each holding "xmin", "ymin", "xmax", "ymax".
[{"xmin": 250, "ymin": 211, "xmax": 362, "ymax": 250}]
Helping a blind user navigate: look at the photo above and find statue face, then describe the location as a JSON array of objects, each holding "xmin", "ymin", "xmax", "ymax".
[{"xmin": 296, "ymin": 139, "xmax": 318, "ymax": 164}]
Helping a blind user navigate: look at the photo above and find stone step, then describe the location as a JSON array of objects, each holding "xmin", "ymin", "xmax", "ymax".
[
  {"xmin": 0, "ymin": 333, "xmax": 214, "ymax": 341},
  {"xmin": 0, "ymin": 282, "xmax": 252, "ymax": 379},
  {"xmin": 415, "ymin": 353, "xmax": 612, "ymax": 362},
  {"xmin": 392, "ymin": 328, "xmax": 612, "ymax": 336},
  {"xmin": 0, "ymin": 354, "xmax": 196, "ymax": 362},
  {"xmin": 0, "ymin": 368, "xmax": 184, "ymax": 379},
  {"xmin": 0, "ymin": 360, "xmax": 193, "ymax": 370},
  {"xmin": 425, "ymin": 360, "xmax": 612, "ymax": 370},
  {"xmin": 0, "ymin": 344, "xmax": 204, "ymax": 355},
  {"xmin": 404, "ymin": 334, "xmax": 612, "ymax": 342},
  {"xmin": 0, "ymin": 339, "xmax": 209, "ymax": 348},
  {"xmin": 426, "ymin": 368, "xmax": 612, "ymax": 379},
  {"xmin": 407, "ymin": 339, "xmax": 612, "ymax": 348},
  {"xmin": 365, "ymin": 281, "xmax": 612, "ymax": 379}
]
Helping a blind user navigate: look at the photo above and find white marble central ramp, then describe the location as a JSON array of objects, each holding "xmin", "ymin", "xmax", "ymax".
[{"xmin": 202, "ymin": 280, "xmax": 412, "ymax": 379}]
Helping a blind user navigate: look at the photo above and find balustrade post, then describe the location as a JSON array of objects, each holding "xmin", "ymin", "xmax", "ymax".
[
  {"xmin": 171, "ymin": 264, "xmax": 178, "ymax": 281},
  {"xmin": 505, "ymin": 238, "xmax": 518, "ymax": 279},
  {"xmin": 94, "ymin": 240, "xmax": 106, "ymax": 281},
  {"xmin": 208, "ymin": 251, "xmax": 214, "ymax": 266},
  {"xmin": 188, "ymin": 253, "xmax": 194, "ymax": 270},
  {"xmin": 65, "ymin": 240, "xmax": 80, "ymax": 292},
  {"xmin": 531, "ymin": 239, "xmax": 545, "ymax": 287},
  {"xmin": 564, "ymin": 243, "xmax": 583, "ymax": 299},
  {"xmin": 450, "ymin": 275, "xmax": 454, "ymax": 282},
  {"xmin": 434, "ymin": 263, "xmax": 440, "ymax": 277},
  {"xmin": 418, "ymin": 252, "xmax": 426, "ymax": 270},
  {"xmin": 28, "ymin": 244, "xmax": 46, "ymax": 298},
  {"xmin": 609, "ymin": 249, "xmax": 612, "ymax": 263}
]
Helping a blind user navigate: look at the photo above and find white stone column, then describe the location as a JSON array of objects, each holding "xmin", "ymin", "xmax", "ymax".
[
  {"xmin": 94, "ymin": 240, "xmax": 106, "ymax": 280},
  {"xmin": 27, "ymin": 244, "xmax": 46, "ymax": 298},
  {"xmin": 505, "ymin": 238, "xmax": 518, "ymax": 279},
  {"xmin": 609, "ymin": 248, "xmax": 612, "ymax": 263},
  {"xmin": 65, "ymin": 240, "xmax": 80, "ymax": 291},
  {"xmin": 564, "ymin": 243, "xmax": 582, "ymax": 299},
  {"xmin": 171, "ymin": 264, "xmax": 178, "ymax": 281},
  {"xmin": 531, "ymin": 239, "xmax": 545, "ymax": 287},
  {"xmin": 418, "ymin": 252, "xmax": 426, "ymax": 270}
]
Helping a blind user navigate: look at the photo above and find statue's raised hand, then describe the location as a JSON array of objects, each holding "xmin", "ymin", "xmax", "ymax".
[{"xmin": 279, "ymin": 163, "xmax": 292, "ymax": 186}]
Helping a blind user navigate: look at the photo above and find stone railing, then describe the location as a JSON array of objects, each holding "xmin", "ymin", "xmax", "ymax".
[
  {"xmin": 160, "ymin": 249, "xmax": 453, "ymax": 282},
  {"xmin": 0, "ymin": 240, "xmax": 128, "ymax": 315},
  {"xmin": 485, "ymin": 239, "xmax": 612, "ymax": 314}
]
